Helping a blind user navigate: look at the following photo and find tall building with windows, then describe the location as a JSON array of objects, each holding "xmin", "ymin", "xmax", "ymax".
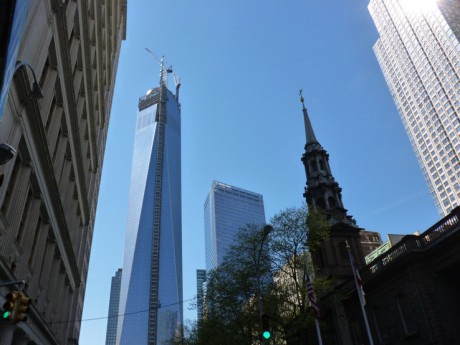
[
  {"xmin": 204, "ymin": 181, "xmax": 266, "ymax": 272},
  {"xmin": 106, "ymin": 269, "xmax": 122, "ymax": 345},
  {"xmin": 117, "ymin": 67, "xmax": 183, "ymax": 345},
  {"xmin": 0, "ymin": 1, "xmax": 126, "ymax": 344},
  {"xmin": 369, "ymin": 0, "xmax": 460, "ymax": 216}
]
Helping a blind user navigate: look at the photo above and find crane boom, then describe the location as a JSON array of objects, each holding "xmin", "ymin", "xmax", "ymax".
[{"xmin": 144, "ymin": 48, "xmax": 180, "ymax": 94}]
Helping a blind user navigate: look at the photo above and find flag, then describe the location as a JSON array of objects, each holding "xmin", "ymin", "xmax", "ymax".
[
  {"xmin": 350, "ymin": 250, "xmax": 366, "ymax": 306},
  {"xmin": 306, "ymin": 272, "xmax": 320, "ymax": 319}
]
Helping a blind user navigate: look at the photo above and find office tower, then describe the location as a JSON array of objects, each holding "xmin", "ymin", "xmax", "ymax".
[
  {"xmin": 369, "ymin": 0, "xmax": 460, "ymax": 216},
  {"xmin": 196, "ymin": 269, "xmax": 206, "ymax": 320},
  {"xmin": 0, "ymin": 1, "xmax": 126, "ymax": 344},
  {"xmin": 106, "ymin": 269, "xmax": 123, "ymax": 345},
  {"xmin": 117, "ymin": 65, "xmax": 183, "ymax": 345},
  {"xmin": 204, "ymin": 181, "xmax": 266, "ymax": 272}
]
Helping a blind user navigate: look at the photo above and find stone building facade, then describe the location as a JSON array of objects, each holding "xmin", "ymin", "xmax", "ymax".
[
  {"xmin": 340, "ymin": 207, "xmax": 460, "ymax": 345},
  {"xmin": 0, "ymin": 0, "xmax": 126, "ymax": 344}
]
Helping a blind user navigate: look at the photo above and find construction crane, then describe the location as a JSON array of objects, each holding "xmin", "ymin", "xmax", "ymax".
[
  {"xmin": 145, "ymin": 48, "xmax": 177, "ymax": 86},
  {"xmin": 145, "ymin": 48, "xmax": 181, "ymax": 101}
]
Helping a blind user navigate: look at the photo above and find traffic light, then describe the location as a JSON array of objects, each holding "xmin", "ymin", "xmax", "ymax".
[
  {"xmin": 261, "ymin": 313, "xmax": 271, "ymax": 340},
  {"xmin": 12, "ymin": 292, "xmax": 30, "ymax": 323},
  {"xmin": 2, "ymin": 290, "xmax": 19, "ymax": 321}
]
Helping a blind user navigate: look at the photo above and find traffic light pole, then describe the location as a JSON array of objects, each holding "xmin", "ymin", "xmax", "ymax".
[{"xmin": 255, "ymin": 225, "xmax": 273, "ymax": 343}]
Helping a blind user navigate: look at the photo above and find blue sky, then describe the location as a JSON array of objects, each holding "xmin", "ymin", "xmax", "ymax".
[{"xmin": 79, "ymin": 1, "xmax": 440, "ymax": 343}]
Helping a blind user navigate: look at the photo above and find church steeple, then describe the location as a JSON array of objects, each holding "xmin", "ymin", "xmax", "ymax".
[
  {"xmin": 299, "ymin": 90, "xmax": 366, "ymax": 278},
  {"xmin": 299, "ymin": 90, "xmax": 356, "ymax": 226}
]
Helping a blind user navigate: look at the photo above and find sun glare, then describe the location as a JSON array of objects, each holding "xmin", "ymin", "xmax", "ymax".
[{"xmin": 400, "ymin": 0, "xmax": 437, "ymax": 14}]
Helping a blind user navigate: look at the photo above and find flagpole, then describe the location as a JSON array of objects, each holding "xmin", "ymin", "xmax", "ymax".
[
  {"xmin": 346, "ymin": 242, "xmax": 374, "ymax": 345},
  {"xmin": 305, "ymin": 253, "xmax": 323, "ymax": 345},
  {"xmin": 314, "ymin": 318, "xmax": 323, "ymax": 345}
]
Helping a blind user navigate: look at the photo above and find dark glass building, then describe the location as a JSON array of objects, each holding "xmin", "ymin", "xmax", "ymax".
[
  {"xmin": 117, "ymin": 70, "xmax": 182, "ymax": 345},
  {"xmin": 106, "ymin": 269, "xmax": 122, "ymax": 345}
]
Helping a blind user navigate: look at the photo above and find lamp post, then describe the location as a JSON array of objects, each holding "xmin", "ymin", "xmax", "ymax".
[
  {"xmin": 255, "ymin": 224, "xmax": 273, "ymax": 342},
  {"xmin": 0, "ymin": 61, "xmax": 43, "ymax": 185},
  {"xmin": 14, "ymin": 61, "xmax": 43, "ymax": 99}
]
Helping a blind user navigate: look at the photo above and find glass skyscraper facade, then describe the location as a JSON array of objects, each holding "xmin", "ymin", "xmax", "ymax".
[
  {"xmin": 204, "ymin": 181, "xmax": 266, "ymax": 271},
  {"xmin": 106, "ymin": 269, "xmax": 122, "ymax": 345},
  {"xmin": 117, "ymin": 81, "xmax": 183, "ymax": 345},
  {"xmin": 369, "ymin": 0, "xmax": 460, "ymax": 216}
]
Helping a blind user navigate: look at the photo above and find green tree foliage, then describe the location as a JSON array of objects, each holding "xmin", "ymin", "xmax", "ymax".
[
  {"xmin": 195, "ymin": 224, "xmax": 271, "ymax": 345},
  {"xmin": 268, "ymin": 205, "xmax": 332, "ymax": 345},
  {"xmin": 306, "ymin": 206, "xmax": 330, "ymax": 251},
  {"xmin": 180, "ymin": 206, "xmax": 333, "ymax": 345}
]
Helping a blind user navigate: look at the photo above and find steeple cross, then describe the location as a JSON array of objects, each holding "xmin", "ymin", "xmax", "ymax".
[{"xmin": 299, "ymin": 89, "xmax": 306, "ymax": 109}]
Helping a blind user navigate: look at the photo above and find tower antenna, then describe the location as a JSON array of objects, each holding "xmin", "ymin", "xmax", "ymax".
[{"xmin": 145, "ymin": 48, "xmax": 173, "ymax": 86}]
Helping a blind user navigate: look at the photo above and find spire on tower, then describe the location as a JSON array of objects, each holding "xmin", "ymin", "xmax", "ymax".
[
  {"xmin": 299, "ymin": 90, "xmax": 356, "ymax": 226},
  {"xmin": 299, "ymin": 89, "xmax": 318, "ymax": 145}
]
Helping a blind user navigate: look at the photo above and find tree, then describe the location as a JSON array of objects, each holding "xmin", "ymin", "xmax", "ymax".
[
  {"xmin": 182, "ymin": 206, "xmax": 333, "ymax": 345},
  {"xmin": 305, "ymin": 206, "xmax": 330, "ymax": 251},
  {"xmin": 268, "ymin": 205, "xmax": 321, "ymax": 345},
  {"xmin": 196, "ymin": 223, "xmax": 272, "ymax": 345}
]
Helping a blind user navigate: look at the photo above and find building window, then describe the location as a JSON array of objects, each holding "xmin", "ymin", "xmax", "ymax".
[
  {"xmin": 310, "ymin": 160, "xmax": 318, "ymax": 173},
  {"xmin": 328, "ymin": 196, "xmax": 337, "ymax": 208},
  {"xmin": 319, "ymin": 159, "xmax": 325, "ymax": 170},
  {"xmin": 316, "ymin": 197, "xmax": 325, "ymax": 209}
]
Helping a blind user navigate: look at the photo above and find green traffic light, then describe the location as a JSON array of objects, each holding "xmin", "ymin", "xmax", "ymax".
[
  {"xmin": 2, "ymin": 311, "xmax": 11, "ymax": 319},
  {"xmin": 262, "ymin": 331, "xmax": 271, "ymax": 339}
]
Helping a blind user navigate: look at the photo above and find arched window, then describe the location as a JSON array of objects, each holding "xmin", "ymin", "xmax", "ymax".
[
  {"xmin": 319, "ymin": 159, "xmax": 325, "ymax": 170},
  {"xmin": 310, "ymin": 160, "xmax": 318, "ymax": 173},
  {"xmin": 316, "ymin": 198, "xmax": 326, "ymax": 209},
  {"xmin": 328, "ymin": 196, "xmax": 337, "ymax": 208}
]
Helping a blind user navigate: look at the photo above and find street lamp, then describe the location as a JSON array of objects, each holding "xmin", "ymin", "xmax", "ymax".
[
  {"xmin": 0, "ymin": 61, "xmax": 43, "ymax": 185},
  {"xmin": 255, "ymin": 224, "xmax": 273, "ymax": 342},
  {"xmin": 14, "ymin": 61, "xmax": 43, "ymax": 99}
]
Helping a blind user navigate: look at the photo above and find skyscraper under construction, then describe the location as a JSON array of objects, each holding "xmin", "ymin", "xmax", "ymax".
[{"xmin": 117, "ymin": 63, "xmax": 183, "ymax": 345}]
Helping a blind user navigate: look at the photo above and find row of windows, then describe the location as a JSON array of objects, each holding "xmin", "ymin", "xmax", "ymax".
[{"xmin": 375, "ymin": 1, "xmax": 460, "ymax": 215}]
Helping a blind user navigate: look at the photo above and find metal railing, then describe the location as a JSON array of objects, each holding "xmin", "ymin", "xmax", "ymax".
[{"xmin": 363, "ymin": 207, "xmax": 460, "ymax": 278}]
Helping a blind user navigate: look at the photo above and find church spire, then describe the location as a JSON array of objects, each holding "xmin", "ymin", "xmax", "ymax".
[
  {"xmin": 300, "ymin": 90, "xmax": 318, "ymax": 144},
  {"xmin": 299, "ymin": 90, "xmax": 356, "ymax": 226}
]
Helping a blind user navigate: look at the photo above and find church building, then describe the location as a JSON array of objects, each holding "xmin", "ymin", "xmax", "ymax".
[{"xmin": 300, "ymin": 92, "xmax": 460, "ymax": 345}]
